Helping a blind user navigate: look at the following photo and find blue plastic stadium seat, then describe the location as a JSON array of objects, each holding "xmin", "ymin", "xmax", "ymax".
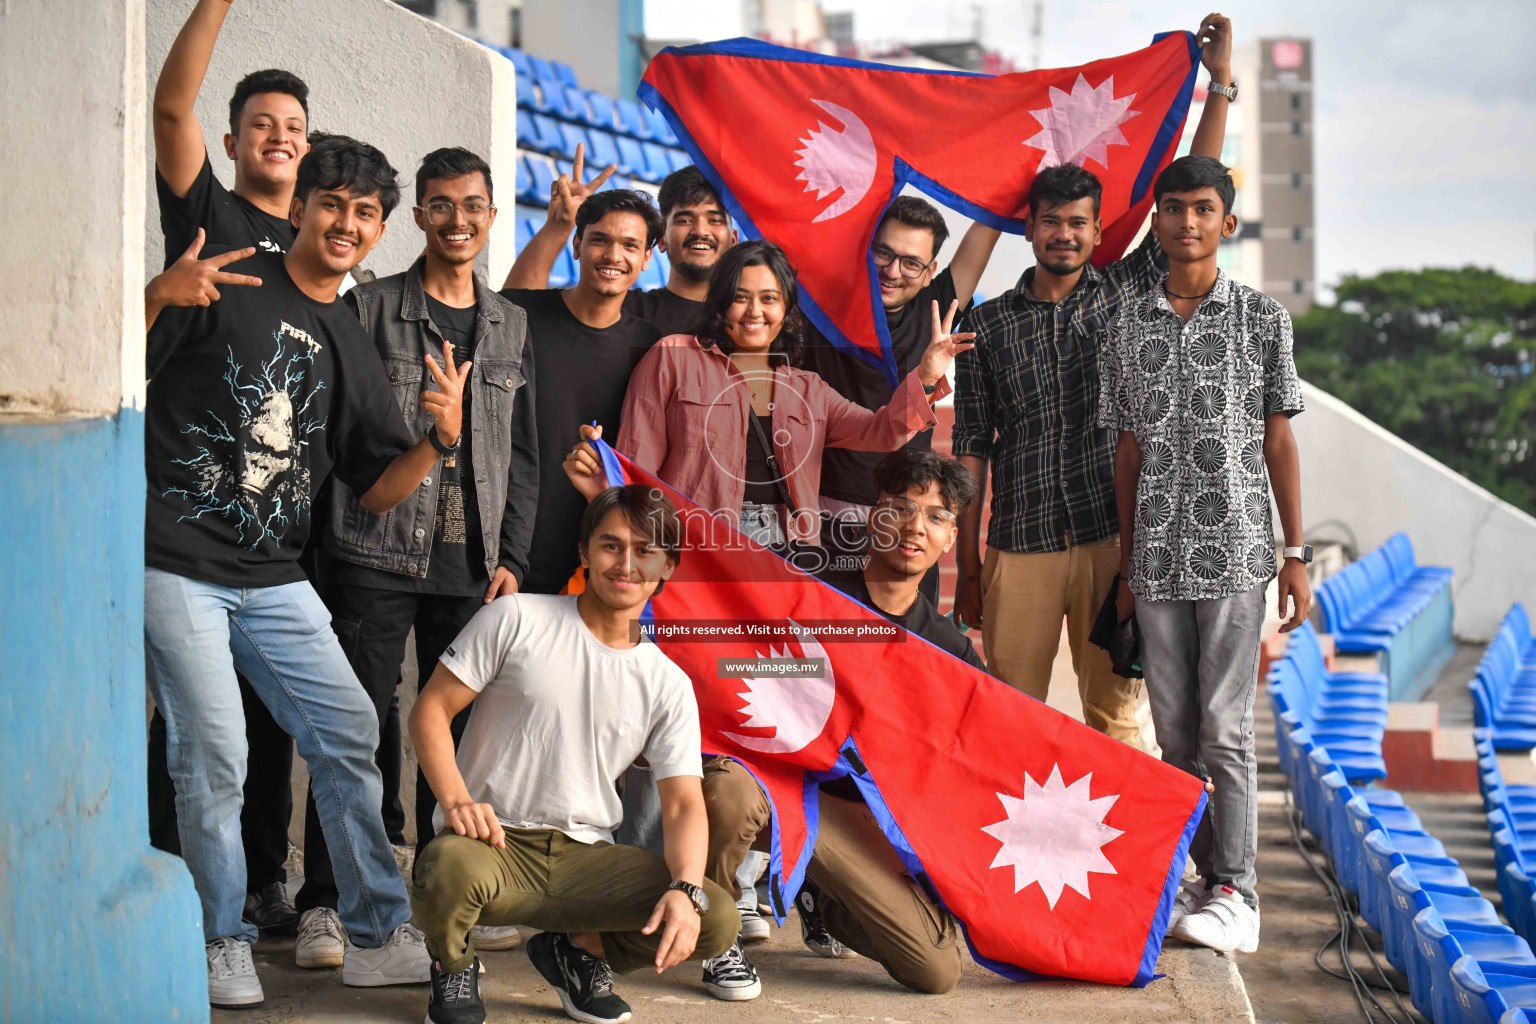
[
  {"xmin": 666, "ymin": 148, "xmax": 692, "ymax": 174},
  {"xmin": 615, "ymin": 136, "xmax": 649, "ymax": 181},
  {"xmin": 515, "ymin": 72, "xmax": 541, "ymax": 112},
  {"xmin": 639, "ymin": 142, "xmax": 673, "ymax": 183},
  {"xmin": 553, "ymin": 61, "xmax": 579, "ymax": 88},
  {"xmin": 525, "ymin": 156, "xmax": 557, "ymax": 205},
  {"xmin": 645, "ymin": 106, "xmax": 679, "ymax": 146},
  {"xmin": 616, "ymin": 99, "xmax": 653, "ymax": 140},
  {"xmin": 586, "ymin": 129, "xmax": 623, "ymax": 175},
  {"xmin": 532, "ymin": 114, "xmax": 567, "ymax": 157},
  {"xmin": 586, "ymin": 91, "xmax": 620, "ymax": 133},
  {"xmin": 526, "ymin": 54, "xmax": 555, "ymax": 85},
  {"xmin": 514, "ymin": 155, "xmax": 535, "ymax": 205},
  {"xmin": 556, "ymin": 121, "xmax": 588, "ymax": 161},
  {"xmin": 516, "ymin": 110, "xmax": 540, "ymax": 150},
  {"xmin": 635, "ymin": 258, "xmax": 664, "ymax": 291},
  {"xmin": 503, "ymin": 47, "xmax": 530, "ymax": 78},
  {"xmin": 1451, "ymin": 956, "xmax": 1536, "ymax": 1024},
  {"xmin": 1414, "ymin": 909, "xmax": 1536, "ymax": 1023}
]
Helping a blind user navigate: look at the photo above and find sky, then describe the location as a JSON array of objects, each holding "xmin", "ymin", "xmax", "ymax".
[{"xmin": 644, "ymin": 0, "xmax": 1536, "ymax": 295}]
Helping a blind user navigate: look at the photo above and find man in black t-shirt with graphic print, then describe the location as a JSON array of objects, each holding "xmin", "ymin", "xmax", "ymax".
[
  {"xmin": 144, "ymin": 136, "xmax": 460, "ymax": 1010},
  {"xmin": 143, "ymin": 0, "xmax": 316, "ymax": 936}
]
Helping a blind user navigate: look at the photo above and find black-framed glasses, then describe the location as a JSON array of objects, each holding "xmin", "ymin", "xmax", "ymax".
[
  {"xmin": 871, "ymin": 244, "xmax": 936, "ymax": 280},
  {"xmin": 874, "ymin": 496, "xmax": 957, "ymax": 528},
  {"xmin": 419, "ymin": 200, "xmax": 494, "ymax": 225}
]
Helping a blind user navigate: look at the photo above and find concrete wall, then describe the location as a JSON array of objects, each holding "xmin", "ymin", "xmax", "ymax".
[
  {"xmin": 0, "ymin": 1, "xmax": 207, "ymax": 1020},
  {"xmin": 1294, "ymin": 381, "xmax": 1536, "ymax": 642},
  {"xmin": 146, "ymin": 0, "xmax": 520, "ymax": 286},
  {"xmin": 523, "ymin": 0, "xmax": 623, "ymax": 98}
]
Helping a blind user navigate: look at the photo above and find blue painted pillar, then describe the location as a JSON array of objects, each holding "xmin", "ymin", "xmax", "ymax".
[{"xmin": 0, "ymin": 415, "xmax": 207, "ymax": 1019}]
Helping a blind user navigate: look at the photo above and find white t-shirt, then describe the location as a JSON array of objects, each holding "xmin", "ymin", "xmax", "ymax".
[{"xmin": 435, "ymin": 593, "xmax": 701, "ymax": 844}]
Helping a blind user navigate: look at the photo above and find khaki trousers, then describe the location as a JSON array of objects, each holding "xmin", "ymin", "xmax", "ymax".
[
  {"xmin": 411, "ymin": 828, "xmax": 737, "ymax": 974},
  {"xmin": 979, "ymin": 536, "xmax": 1143, "ymax": 747},
  {"xmin": 702, "ymin": 757, "xmax": 962, "ymax": 994}
]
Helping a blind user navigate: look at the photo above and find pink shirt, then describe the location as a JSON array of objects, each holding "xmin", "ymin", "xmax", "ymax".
[{"xmin": 616, "ymin": 334, "xmax": 949, "ymax": 546}]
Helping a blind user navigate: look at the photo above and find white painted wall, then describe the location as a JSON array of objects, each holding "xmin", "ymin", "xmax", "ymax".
[
  {"xmin": 145, "ymin": 0, "xmax": 519, "ymax": 288},
  {"xmin": 1293, "ymin": 381, "xmax": 1536, "ymax": 641},
  {"xmin": 523, "ymin": 0, "xmax": 622, "ymax": 97},
  {"xmin": 0, "ymin": 0, "xmax": 145, "ymax": 417}
]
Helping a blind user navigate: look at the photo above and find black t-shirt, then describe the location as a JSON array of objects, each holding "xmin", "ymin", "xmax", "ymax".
[
  {"xmin": 828, "ymin": 571, "xmax": 985, "ymax": 672},
  {"xmin": 146, "ymin": 252, "xmax": 416, "ymax": 588},
  {"xmin": 329, "ymin": 293, "xmax": 487, "ymax": 596},
  {"xmin": 622, "ymin": 286, "xmax": 703, "ymax": 339},
  {"xmin": 156, "ymin": 153, "xmax": 296, "ymax": 266},
  {"xmin": 800, "ymin": 268, "xmax": 960, "ymax": 506},
  {"xmin": 502, "ymin": 288, "xmax": 662, "ymax": 592}
]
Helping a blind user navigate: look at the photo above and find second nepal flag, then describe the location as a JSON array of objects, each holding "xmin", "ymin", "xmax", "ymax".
[
  {"xmin": 590, "ymin": 437, "xmax": 1206, "ymax": 986},
  {"xmin": 639, "ymin": 32, "xmax": 1201, "ymax": 385}
]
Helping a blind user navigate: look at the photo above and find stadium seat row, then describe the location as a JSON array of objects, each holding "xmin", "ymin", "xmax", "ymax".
[
  {"xmin": 1470, "ymin": 606, "xmax": 1536, "ymax": 750},
  {"xmin": 516, "ymin": 110, "xmax": 689, "ymax": 184},
  {"xmin": 1317, "ymin": 532, "xmax": 1453, "ymax": 656},
  {"xmin": 486, "ymin": 41, "xmax": 682, "ymax": 147},
  {"xmin": 1275, "ymin": 624, "xmax": 1536, "ymax": 1022}
]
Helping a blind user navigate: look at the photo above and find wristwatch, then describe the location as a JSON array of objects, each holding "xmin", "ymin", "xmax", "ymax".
[
  {"xmin": 425, "ymin": 424, "xmax": 459, "ymax": 456},
  {"xmin": 667, "ymin": 880, "xmax": 709, "ymax": 916},
  {"xmin": 1207, "ymin": 80, "xmax": 1238, "ymax": 101},
  {"xmin": 1282, "ymin": 544, "xmax": 1313, "ymax": 564}
]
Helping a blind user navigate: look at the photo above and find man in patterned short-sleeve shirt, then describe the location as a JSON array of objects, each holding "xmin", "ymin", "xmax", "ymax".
[{"xmin": 1099, "ymin": 155, "xmax": 1311, "ymax": 957}]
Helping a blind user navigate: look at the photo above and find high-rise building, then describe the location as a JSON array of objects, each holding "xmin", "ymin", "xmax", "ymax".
[{"xmin": 1176, "ymin": 38, "xmax": 1315, "ymax": 314}]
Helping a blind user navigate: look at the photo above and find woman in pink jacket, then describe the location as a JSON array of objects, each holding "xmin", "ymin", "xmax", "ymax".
[{"xmin": 565, "ymin": 240, "xmax": 973, "ymax": 552}]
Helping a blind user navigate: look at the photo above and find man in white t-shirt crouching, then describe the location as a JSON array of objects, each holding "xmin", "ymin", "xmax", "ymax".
[{"xmin": 409, "ymin": 484, "xmax": 738, "ymax": 1024}]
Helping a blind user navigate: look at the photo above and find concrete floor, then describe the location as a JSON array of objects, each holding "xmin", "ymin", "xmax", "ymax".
[{"xmin": 220, "ymin": 910, "xmax": 1253, "ymax": 1024}]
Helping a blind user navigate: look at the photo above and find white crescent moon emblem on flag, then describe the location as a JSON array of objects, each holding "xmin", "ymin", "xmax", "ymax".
[{"xmin": 792, "ymin": 99, "xmax": 878, "ymax": 223}]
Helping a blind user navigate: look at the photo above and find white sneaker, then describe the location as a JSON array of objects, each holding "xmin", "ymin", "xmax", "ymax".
[
  {"xmin": 472, "ymin": 923, "xmax": 522, "ymax": 951},
  {"xmin": 342, "ymin": 921, "xmax": 432, "ymax": 986},
  {"xmin": 295, "ymin": 907, "xmax": 347, "ymax": 969},
  {"xmin": 1167, "ymin": 878, "xmax": 1210, "ymax": 932},
  {"xmin": 737, "ymin": 903, "xmax": 771, "ymax": 943},
  {"xmin": 206, "ymin": 937, "xmax": 264, "ymax": 1008},
  {"xmin": 1171, "ymin": 885, "xmax": 1259, "ymax": 953}
]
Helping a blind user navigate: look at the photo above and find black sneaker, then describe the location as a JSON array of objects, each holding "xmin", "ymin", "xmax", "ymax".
[
  {"xmin": 797, "ymin": 883, "xmax": 857, "ymax": 959},
  {"xmin": 702, "ymin": 939, "xmax": 762, "ymax": 1000},
  {"xmin": 526, "ymin": 931, "xmax": 632, "ymax": 1024},
  {"xmin": 427, "ymin": 957, "xmax": 484, "ymax": 1024},
  {"xmin": 243, "ymin": 881, "xmax": 299, "ymax": 936}
]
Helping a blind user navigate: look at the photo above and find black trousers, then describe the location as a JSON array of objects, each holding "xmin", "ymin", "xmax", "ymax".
[
  {"xmin": 296, "ymin": 582, "xmax": 482, "ymax": 913},
  {"xmin": 148, "ymin": 680, "xmax": 295, "ymax": 891}
]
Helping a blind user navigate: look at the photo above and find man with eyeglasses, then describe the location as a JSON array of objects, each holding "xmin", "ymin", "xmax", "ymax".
[
  {"xmin": 801, "ymin": 196, "xmax": 1001, "ymax": 599},
  {"xmin": 298, "ymin": 147, "xmax": 539, "ymax": 968},
  {"xmin": 698, "ymin": 449, "xmax": 982, "ymax": 1002}
]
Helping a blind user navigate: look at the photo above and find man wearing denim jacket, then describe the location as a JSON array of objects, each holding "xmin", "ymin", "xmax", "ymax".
[{"xmin": 294, "ymin": 148, "xmax": 539, "ymax": 969}]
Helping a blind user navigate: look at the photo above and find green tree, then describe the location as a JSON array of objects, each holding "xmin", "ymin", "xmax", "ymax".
[{"xmin": 1293, "ymin": 267, "xmax": 1536, "ymax": 516}]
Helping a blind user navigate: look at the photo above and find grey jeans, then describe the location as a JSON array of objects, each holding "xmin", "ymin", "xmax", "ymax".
[{"xmin": 1137, "ymin": 584, "xmax": 1266, "ymax": 908}]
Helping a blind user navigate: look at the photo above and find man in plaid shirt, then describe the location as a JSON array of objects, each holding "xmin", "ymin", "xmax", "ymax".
[{"xmin": 952, "ymin": 12, "xmax": 1235, "ymax": 745}]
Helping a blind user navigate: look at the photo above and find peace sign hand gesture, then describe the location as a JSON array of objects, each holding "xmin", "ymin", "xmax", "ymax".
[
  {"xmin": 150, "ymin": 228, "xmax": 263, "ymax": 308},
  {"xmin": 420, "ymin": 339, "xmax": 473, "ymax": 449},
  {"xmin": 917, "ymin": 299, "xmax": 977, "ymax": 387},
  {"xmin": 548, "ymin": 141, "xmax": 617, "ymax": 230}
]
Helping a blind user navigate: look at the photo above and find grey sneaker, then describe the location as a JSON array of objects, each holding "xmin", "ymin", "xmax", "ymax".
[
  {"xmin": 294, "ymin": 907, "xmax": 346, "ymax": 969},
  {"xmin": 206, "ymin": 936, "xmax": 264, "ymax": 1008},
  {"xmin": 702, "ymin": 940, "xmax": 762, "ymax": 1001},
  {"xmin": 737, "ymin": 902, "xmax": 770, "ymax": 943},
  {"xmin": 471, "ymin": 923, "xmax": 522, "ymax": 951},
  {"xmin": 342, "ymin": 921, "xmax": 432, "ymax": 986}
]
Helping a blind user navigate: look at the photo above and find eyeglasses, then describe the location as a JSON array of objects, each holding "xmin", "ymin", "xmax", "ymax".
[
  {"xmin": 871, "ymin": 244, "xmax": 936, "ymax": 280},
  {"xmin": 418, "ymin": 200, "xmax": 494, "ymax": 225},
  {"xmin": 874, "ymin": 497, "xmax": 958, "ymax": 528}
]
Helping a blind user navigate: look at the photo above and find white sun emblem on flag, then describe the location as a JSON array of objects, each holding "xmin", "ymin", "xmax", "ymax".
[
  {"xmin": 980, "ymin": 764, "xmax": 1124, "ymax": 909},
  {"xmin": 1022, "ymin": 74, "xmax": 1141, "ymax": 172}
]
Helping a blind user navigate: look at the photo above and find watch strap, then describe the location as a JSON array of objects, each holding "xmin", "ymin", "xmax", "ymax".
[
  {"xmin": 426, "ymin": 424, "xmax": 458, "ymax": 456},
  {"xmin": 1208, "ymin": 80, "xmax": 1238, "ymax": 101},
  {"xmin": 1282, "ymin": 544, "xmax": 1313, "ymax": 564},
  {"xmin": 667, "ymin": 879, "xmax": 706, "ymax": 915}
]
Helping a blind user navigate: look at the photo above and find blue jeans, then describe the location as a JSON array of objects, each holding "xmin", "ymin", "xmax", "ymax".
[{"xmin": 143, "ymin": 567, "xmax": 412, "ymax": 944}]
